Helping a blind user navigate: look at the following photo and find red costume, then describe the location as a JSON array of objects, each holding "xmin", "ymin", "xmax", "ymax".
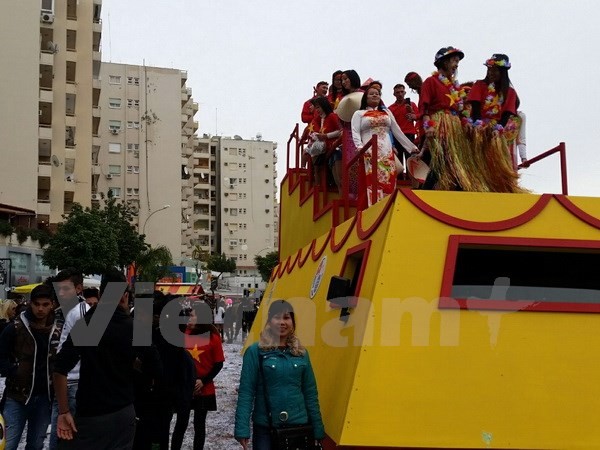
[
  {"xmin": 184, "ymin": 331, "xmax": 224, "ymax": 396},
  {"xmin": 467, "ymin": 81, "xmax": 518, "ymax": 122}
]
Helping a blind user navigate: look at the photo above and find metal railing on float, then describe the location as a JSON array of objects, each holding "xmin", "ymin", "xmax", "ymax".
[{"xmin": 518, "ymin": 142, "xmax": 568, "ymax": 195}]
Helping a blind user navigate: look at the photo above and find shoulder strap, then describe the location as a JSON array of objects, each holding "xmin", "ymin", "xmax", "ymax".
[{"xmin": 258, "ymin": 353, "xmax": 274, "ymax": 429}]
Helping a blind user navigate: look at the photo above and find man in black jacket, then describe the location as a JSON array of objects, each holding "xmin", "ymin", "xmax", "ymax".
[
  {"xmin": 0, "ymin": 284, "xmax": 62, "ymax": 450},
  {"xmin": 53, "ymin": 267, "xmax": 160, "ymax": 449}
]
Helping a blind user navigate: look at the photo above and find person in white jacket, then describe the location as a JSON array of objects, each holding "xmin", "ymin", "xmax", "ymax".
[{"xmin": 351, "ymin": 83, "xmax": 418, "ymax": 205}]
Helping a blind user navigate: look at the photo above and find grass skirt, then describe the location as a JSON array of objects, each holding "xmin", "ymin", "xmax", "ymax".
[{"xmin": 428, "ymin": 111, "xmax": 527, "ymax": 193}]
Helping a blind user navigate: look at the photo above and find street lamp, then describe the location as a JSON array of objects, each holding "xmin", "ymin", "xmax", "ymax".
[
  {"xmin": 142, "ymin": 204, "xmax": 170, "ymax": 235},
  {"xmin": 256, "ymin": 246, "xmax": 273, "ymax": 256}
]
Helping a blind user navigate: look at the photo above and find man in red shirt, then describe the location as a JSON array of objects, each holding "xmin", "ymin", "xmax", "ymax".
[{"xmin": 388, "ymin": 83, "xmax": 418, "ymax": 169}]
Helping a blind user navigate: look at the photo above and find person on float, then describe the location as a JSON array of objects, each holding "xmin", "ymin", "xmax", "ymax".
[
  {"xmin": 351, "ymin": 84, "xmax": 418, "ymax": 205},
  {"xmin": 417, "ymin": 46, "xmax": 478, "ymax": 191},
  {"xmin": 307, "ymin": 96, "xmax": 342, "ymax": 189},
  {"xmin": 327, "ymin": 70, "xmax": 344, "ymax": 110},
  {"xmin": 388, "ymin": 83, "xmax": 419, "ymax": 172},
  {"xmin": 335, "ymin": 69, "xmax": 363, "ymax": 201},
  {"xmin": 467, "ymin": 53, "xmax": 526, "ymax": 192}
]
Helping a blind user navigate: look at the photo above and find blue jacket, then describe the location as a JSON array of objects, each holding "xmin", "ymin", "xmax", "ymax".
[{"xmin": 234, "ymin": 342, "xmax": 325, "ymax": 440}]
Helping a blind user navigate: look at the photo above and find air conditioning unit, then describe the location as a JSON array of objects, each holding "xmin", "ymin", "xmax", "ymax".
[
  {"xmin": 41, "ymin": 12, "xmax": 54, "ymax": 23},
  {"xmin": 110, "ymin": 129, "xmax": 119, "ymax": 135},
  {"xmin": 91, "ymin": 194, "xmax": 101, "ymax": 201},
  {"xmin": 105, "ymin": 174, "xmax": 113, "ymax": 180}
]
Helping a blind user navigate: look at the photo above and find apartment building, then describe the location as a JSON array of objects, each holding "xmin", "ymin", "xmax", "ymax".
[
  {"xmin": 98, "ymin": 63, "xmax": 197, "ymax": 259},
  {"xmin": 0, "ymin": 0, "xmax": 101, "ymax": 292},
  {"xmin": 219, "ymin": 136, "xmax": 278, "ymax": 278}
]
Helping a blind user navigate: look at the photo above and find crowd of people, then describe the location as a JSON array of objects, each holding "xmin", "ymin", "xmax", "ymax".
[
  {"xmin": 0, "ymin": 268, "xmax": 324, "ymax": 450},
  {"xmin": 300, "ymin": 47, "xmax": 529, "ymax": 206}
]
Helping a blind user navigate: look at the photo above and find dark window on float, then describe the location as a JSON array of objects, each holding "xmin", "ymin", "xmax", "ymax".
[
  {"xmin": 327, "ymin": 241, "xmax": 371, "ymax": 312},
  {"xmin": 439, "ymin": 236, "xmax": 600, "ymax": 313}
]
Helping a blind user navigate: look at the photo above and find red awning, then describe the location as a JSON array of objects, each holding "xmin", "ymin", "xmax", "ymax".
[{"xmin": 155, "ymin": 283, "xmax": 204, "ymax": 296}]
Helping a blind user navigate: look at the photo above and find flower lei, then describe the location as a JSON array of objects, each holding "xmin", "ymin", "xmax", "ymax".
[
  {"xmin": 433, "ymin": 71, "xmax": 468, "ymax": 117},
  {"xmin": 482, "ymin": 82, "xmax": 504, "ymax": 120}
]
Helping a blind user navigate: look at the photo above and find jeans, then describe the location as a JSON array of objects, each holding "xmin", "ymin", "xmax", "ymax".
[
  {"xmin": 49, "ymin": 381, "xmax": 78, "ymax": 450},
  {"xmin": 4, "ymin": 395, "xmax": 52, "ymax": 450},
  {"xmin": 252, "ymin": 424, "xmax": 272, "ymax": 450}
]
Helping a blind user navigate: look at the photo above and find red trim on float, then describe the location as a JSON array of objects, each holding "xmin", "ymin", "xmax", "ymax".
[
  {"xmin": 439, "ymin": 235, "xmax": 600, "ymax": 314},
  {"xmin": 399, "ymin": 189, "xmax": 552, "ymax": 231},
  {"xmin": 297, "ymin": 241, "xmax": 314, "ymax": 268},
  {"xmin": 311, "ymin": 229, "xmax": 332, "ymax": 261},
  {"xmin": 275, "ymin": 255, "xmax": 292, "ymax": 279},
  {"xmin": 554, "ymin": 194, "xmax": 600, "ymax": 229},
  {"xmin": 356, "ymin": 190, "xmax": 397, "ymax": 240},
  {"xmin": 331, "ymin": 216, "xmax": 357, "ymax": 252},
  {"xmin": 286, "ymin": 251, "xmax": 300, "ymax": 274}
]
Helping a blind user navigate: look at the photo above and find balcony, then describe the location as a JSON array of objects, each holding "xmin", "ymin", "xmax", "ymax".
[
  {"xmin": 40, "ymin": 52, "xmax": 54, "ymax": 66},
  {"xmin": 37, "ymin": 201, "xmax": 51, "ymax": 216},
  {"xmin": 180, "ymin": 70, "xmax": 188, "ymax": 85},
  {"xmin": 39, "ymin": 126, "xmax": 52, "ymax": 140},
  {"xmin": 39, "ymin": 89, "xmax": 53, "ymax": 104},
  {"xmin": 38, "ymin": 164, "xmax": 51, "ymax": 177}
]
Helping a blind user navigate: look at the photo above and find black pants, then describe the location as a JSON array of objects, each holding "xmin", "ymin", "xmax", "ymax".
[
  {"xmin": 59, "ymin": 404, "xmax": 136, "ymax": 450},
  {"xmin": 171, "ymin": 406, "xmax": 209, "ymax": 450}
]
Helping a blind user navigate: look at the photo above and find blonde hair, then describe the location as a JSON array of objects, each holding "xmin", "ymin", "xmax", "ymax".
[{"xmin": 0, "ymin": 299, "xmax": 17, "ymax": 320}]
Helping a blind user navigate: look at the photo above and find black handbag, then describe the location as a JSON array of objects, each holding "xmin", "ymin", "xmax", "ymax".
[
  {"xmin": 270, "ymin": 424, "xmax": 315, "ymax": 450},
  {"xmin": 259, "ymin": 355, "xmax": 318, "ymax": 450}
]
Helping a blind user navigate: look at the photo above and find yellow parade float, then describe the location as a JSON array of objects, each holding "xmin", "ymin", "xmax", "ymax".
[{"xmin": 246, "ymin": 114, "xmax": 600, "ymax": 449}]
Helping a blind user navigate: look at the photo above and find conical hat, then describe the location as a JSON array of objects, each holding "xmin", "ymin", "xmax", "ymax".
[
  {"xmin": 407, "ymin": 156, "xmax": 430, "ymax": 183},
  {"xmin": 335, "ymin": 91, "xmax": 363, "ymax": 122}
]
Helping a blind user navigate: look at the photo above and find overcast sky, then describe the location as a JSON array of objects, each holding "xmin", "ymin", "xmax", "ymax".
[{"xmin": 101, "ymin": 0, "xmax": 600, "ymax": 198}]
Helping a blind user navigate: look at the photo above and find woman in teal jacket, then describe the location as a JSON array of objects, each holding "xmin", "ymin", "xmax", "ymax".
[{"xmin": 234, "ymin": 300, "xmax": 325, "ymax": 449}]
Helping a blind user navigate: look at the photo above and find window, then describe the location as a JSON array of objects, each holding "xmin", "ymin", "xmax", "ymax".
[
  {"xmin": 240, "ymin": 149, "xmax": 246, "ymax": 156},
  {"xmin": 127, "ymin": 143, "xmax": 140, "ymax": 151},
  {"xmin": 109, "ymin": 187, "xmax": 121, "ymax": 197},
  {"xmin": 109, "ymin": 75, "xmax": 121, "ymax": 84},
  {"xmin": 127, "ymin": 121, "xmax": 140, "ymax": 129},
  {"xmin": 127, "ymin": 76, "xmax": 140, "ymax": 86},
  {"xmin": 240, "ymin": 208, "xmax": 247, "ymax": 214},
  {"xmin": 126, "ymin": 165, "xmax": 133, "ymax": 174},
  {"xmin": 230, "ymin": 208, "xmax": 238, "ymax": 216},
  {"xmin": 229, "ymin": 148, "xmax": 237, "ymax": 156},
  {"xmin": 127, "ymin": 99, "xmax": 140, "ymax": 109},
  {"xmin": 127, "ymin": 188, "xmax": 133, "ymax": 196},
  {"xmin": 229, "ymin": 193, "xmax": 238, "ymax": 201},
  {"xmin": 108, "ymin": 120, "xmax": 121, "ymax": 131},
  {"xmin": 133, "ymin": 166, "xmax": 139, "ymax": 174},
  {"xmin": 108, "ymin": 143, "xmax": 121, "ymax": 154},
  {"xmin": 108, "ymin": 98, "xmax": 121, "ymax": 109},
  {"xmin": 9, "ymin": 252, "xmax": 29, "ymax": 272},
  {"xmin": 108, "ymin": 165, "xmax": 121, "ymax": 175},
  {"xmin": 133, "ymin": 188, "xmax": 139, "ymax": 196},
  {"xmin": 439, "ymin": 235, "xmax": 600, "ymax": 314}
]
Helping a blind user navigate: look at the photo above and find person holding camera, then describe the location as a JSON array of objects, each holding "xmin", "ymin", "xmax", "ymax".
[{"xmin": 388, "ymin": 83, "xmax": 419, "ymax": 171}]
